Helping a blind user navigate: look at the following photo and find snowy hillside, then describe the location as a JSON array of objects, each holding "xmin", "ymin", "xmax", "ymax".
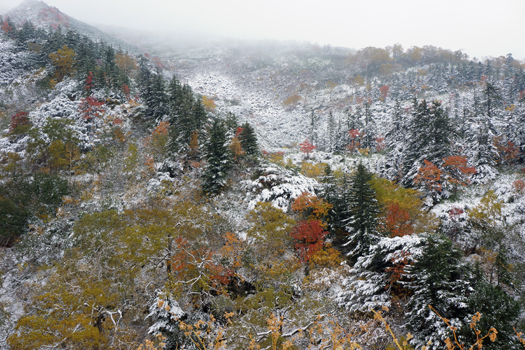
[{"xmin": 1, "ymin": 2, "xmax": 525, "ymax": 350}]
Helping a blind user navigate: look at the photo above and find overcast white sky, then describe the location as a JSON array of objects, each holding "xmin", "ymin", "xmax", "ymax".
[{"xmin": 1, "ymin": 0, "xmax": 524, "ymax": 60}]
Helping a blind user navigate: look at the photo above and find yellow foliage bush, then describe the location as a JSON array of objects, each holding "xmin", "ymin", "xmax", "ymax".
[
  {"xmin": 300, "ymin": 161, "xmax": 327, "ymax": 179},
  {"xmin": 282, "ymin": 94, "xmax": 301, "ymax": 108}
]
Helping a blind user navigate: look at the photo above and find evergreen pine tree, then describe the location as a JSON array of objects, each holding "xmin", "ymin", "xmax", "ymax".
[
  {"xmin": 326, "ymin": 111, "xmax": 335, "ymax": 151},
  {"xmin": 406, "ymin": 235, "xmax": 473, "ymax": 349},
  {"xmin": 202, "ymin": 119, "xmax": 231, "ymax": 195},
  {"xmin": 463, "ymin": 279, "xmax": 521, "ymax": 350},
  {"xmin": 103, "ymin": 46, "xmax": 119, "ymax": 92},
  {"xmin": 138, "ymin": 56, "xmax": 153, "ymax": 121},
  {"xmin": 338, "ymin": 234, "xmax": 426, "ymax": 312},
  {"xmin": 166, "ymin": 76, "xmax": 183, "ymax": 152},
  {"xmin": 321, "ymin": 166, "xmax": 350, "ymax": 246},
  {"xmin": 344, "ymin": 162, "xmax": 381, "ymax": 260},
  {"xmin": 362, "ymin": 102, "xmax": 375, "ymax": 149},
  {"xmin": 170, "ymin": 84, "xmax": 197, "ymax": 152},
  {"xmin": 191, "ymin": 98, "xmax": 207, "ymax": 137},
  {"xmin": 16, "ymin": 21, "xmax": 35, "ymax": 48},
  {"xmin": 483, "ymin": 82, "xmax": 502, "ymax": 119},
  {"xmin": 505, "ymin": 102, "xmax": 525, "ymax": 161},
  {"xmin": 148, "ymin": 74, "xmax": 168, "ymax": 122},
  {"xmin": 349, "ymin": 106, "xmax": 363, "ymax": 131},
  {"xmin": 138, "ymin": 62, "xmax": 168, "ymax": 125},
  {"xmin": 385, "ymin": 99, "xmax": 406, "ymax": 181},
  {"xmin": 239, "ymin": 122, "xmax": 259, "ymax": 157},
  {"xmin": 466, "ymin": 85, "xmax": 500, "ymax": 183},
  {"xmin": 310, "ymin": 109, "xmax": 318, "ymax": 146},
  {"xmin": 167, "ymin": 76, "xmax": 183, "ymax": 121},
  {"xmin": 402, "ymin": 99, "xmax": 452, "ymax": 187}
]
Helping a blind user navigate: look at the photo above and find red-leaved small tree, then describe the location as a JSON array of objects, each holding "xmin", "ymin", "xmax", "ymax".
[
  {"xmin": 79, "ymin": 96, "xmax": 105, "ymax": 121},
  {"xmin": 122, "ymin": 84, "xmax": 131, "ymax": 100},
  {"xmin": 414, "ymin": 159, "xmax": 443, "ymax": 203},
  {"xmin": 384, "ymin": 202, "xmax": 413, "ymax": 237},
  {"xmin": 9, "ymin": 112, "xmax": 31, "ymax": 133},
  {"xmin": 84, "ymin": 71, "xmax": 94, "ymax": 94},
  {"xmin": 442, "ymin": 155, "xmax": 476, "ymax": 198},
  {"xmin": 379, "ymin": 85, "xmax": 389, "ymax": 101},
  {"xmin": 2, "ymin": 21, "xmax": 13, "ymax": 36},
  {"xmin": 300, "ymin": 139, "xmax": 316, "ymax": 159},
  {"xmin": 347, "ymin": 129, "xmax": 361, "ymax": 153},
  {"xmin": 290, "ymin": 220, "xmax": 328, "ymax": 262},
  {"xmin": 375, "ymin": 135, "xmax": 386, "ymax": 152}
]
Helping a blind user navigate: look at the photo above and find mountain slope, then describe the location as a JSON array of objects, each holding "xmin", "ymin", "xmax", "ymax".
[{"xmin": 0, "ymin": 2, "xmax": 525, "ymax": 349}]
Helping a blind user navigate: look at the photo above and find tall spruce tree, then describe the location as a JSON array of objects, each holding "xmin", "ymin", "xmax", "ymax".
[
  {"xmin": 466, "ymin": 84, "xmax": 500, "ymax": 182},
  {"xmin": 362, "ymin": 102, "xmax": 375, "ymax": 149},
  {"xmin": 167, "ymin": 75, "xmax": 183, "ymax": 121},
  {"xmin": 385, "ymin": 99, "xmax": 406, "ymax": 181},
  {"xmin": 323, "ymin": 169, "xmax": 352, "ymax": 248},
  {"xmin": 483, "ymin": 82, "xmax": 502, "ymax": 119},
  {"xmin": 406, "ymin": 235, "xmax": 474, "ymax": 349},
  {"xmin": 153, "ymin": 74, "xmax": 169, "ymax": 119},
  {"xmin": 344, "ymin": 162, "xmax": 381, "ymax": 260},
  {"xmin": 326, "ymin": 111, "xmax": 335, "ymax": 151},
  {"xmin": 402, "ymin": 99, "xmax": 452, "ymax": 187},
  {"xmin": 463, "ymin": 279, "xmax": 521, "ymax": 350},
  {"xmin": 310, "ymin": 109, "xmax": 318, "ymax": 146},
  {"xmin": 202, "ymin": 119, "xmax": 231, "ymax": 195},
  {"xmin": 169, "ymin": 84, "xmax": 197, "ymax": 152},
  {"xmin": 239, "ymin": 122, "xmax": 259, "ymax": 158},
  {"xmin": 191, "ymin": 98, "xmax": 207, "ymax": 137}
]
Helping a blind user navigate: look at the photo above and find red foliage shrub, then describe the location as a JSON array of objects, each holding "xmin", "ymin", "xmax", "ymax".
[
  {"xmin": 290, "ymin": 220, "xmax": 328, "ymax": 262},
  {"xmin": 9, "ymin": 112, "xmax": 30, "ymax": 133}
]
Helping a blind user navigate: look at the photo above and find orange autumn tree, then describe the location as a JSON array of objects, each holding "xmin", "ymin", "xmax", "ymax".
[
  {"xmin": 493, "ymin": 136, "xmax": 521, "ymax": 165},
  {"xmin": 442, "ymin": 155, "xmax": 476, "ymax": 199},
  {"xmin": 84, "ymin": 71, "xmax": 95, "ymax": 94},
  {"xmin": 115, "ymin": 52, "xmax": 138, "ymax": 75},
  {"xmin": 229, "ymin": 127, "xmax": 245, "ymax": 161},
  {"xmin": 219, "ymin": 232, "xmax": 245, "ymax": 273},
  {"xmin": 291, "ymin": 192, "xmax": 332, "ymax": 222},
  {"xmin": 414, "ymin": 159, "xmax": 443, "ymax": 204},
  {"xmin": 9, "ymin": 111, "xmax": 31, "ymax": 134},
  {"xmin": 144, "ymin": 122, "xmax": 170, "ymax": 159},
  {"xmin": 188, "ymin": 131, "xmax": 200, "ymax": 160},
  {"xmin": 375, "ymin": 135, "xmax": 386, "ymax": 152},
  {"xmin": 299, "ymin": 139, "xmax": 316, "ymax": 159},
  {"xmin": 370, "ymin": 177, "xmax": 436, "ymax": 237},
  {"xmin": 168, "ymin": 237, "xmax": 232, "ymax": 292},
  {"xmin": 290, "ymin": 220, "xmax": 328, "ymax": 262},
  {"xmin": 384, "ymin": 202, "xmax": 413, "ymax": 237},
  {"xmin": 290, "ymin": 192, "xmax": 332, "ymax": 262},
  {"xmin": 379, "ymin": 85, "xmax": 389, "ymax": 101}
]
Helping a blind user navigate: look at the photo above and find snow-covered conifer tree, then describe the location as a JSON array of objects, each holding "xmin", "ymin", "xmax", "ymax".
[
  {"xmin": 202, "ymin": 118, "xmax": 231, "ymax": 195},
  {"xmin": 344, "ymin": 162, "xmax": 381, "ymax": 260}
]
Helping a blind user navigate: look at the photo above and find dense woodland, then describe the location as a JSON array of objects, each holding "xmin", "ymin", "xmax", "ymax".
[{"xmin": 1, "ymin": 2, "xmax": 525, "ymax": 350}]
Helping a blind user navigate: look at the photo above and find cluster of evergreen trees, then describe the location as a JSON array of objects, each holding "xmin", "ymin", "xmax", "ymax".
[
  {"xmin": 0, "ymin": 16, "xmax": 132, "ymax": 95},
  {"xmin": 320, "ymin": 160, "xmax": 523, "ymax": 349},
  {"xmin": 136, "ymin": 59, "xmax": 259, "ymax": 195}
]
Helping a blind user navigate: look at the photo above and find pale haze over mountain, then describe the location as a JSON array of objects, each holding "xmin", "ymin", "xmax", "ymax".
[{"xmin": 1, "ymin": 0, "xmax": 524, "ymax": 60}]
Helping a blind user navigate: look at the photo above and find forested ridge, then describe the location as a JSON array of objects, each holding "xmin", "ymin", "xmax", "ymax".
[{"xmin": 1, "ymin": 2, "xmax": 525, "ymax": 349}]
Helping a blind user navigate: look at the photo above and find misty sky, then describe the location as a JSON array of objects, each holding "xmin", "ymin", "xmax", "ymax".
[{"xmin": 1, "ymin": 0, "xmax": 524, "ymax": 60}]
